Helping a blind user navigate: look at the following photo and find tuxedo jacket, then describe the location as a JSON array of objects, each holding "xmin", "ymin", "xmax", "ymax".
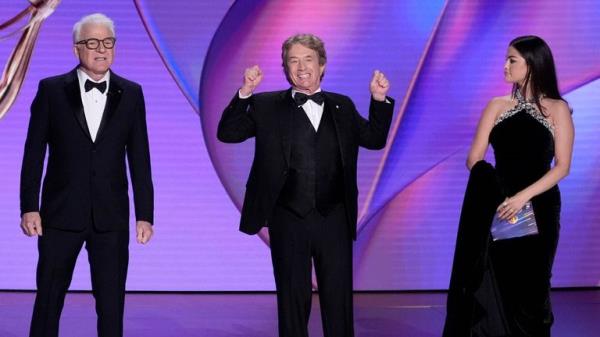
[
  {"xmin": 217, "ymin": 89, "xmax": 394, "ymax": 240},
  {"xmin": 20, "ymin": 68, "xmax": 153, "ymax": 231}
]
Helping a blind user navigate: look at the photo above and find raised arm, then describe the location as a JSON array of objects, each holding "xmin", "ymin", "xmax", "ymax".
[
  {"xmin": 356, "ymin": 70, "xmax": 394, "ymax": 149},
  {"xmin": 217, "ymin": 65, "xmax": 263, "ymax": 143}
]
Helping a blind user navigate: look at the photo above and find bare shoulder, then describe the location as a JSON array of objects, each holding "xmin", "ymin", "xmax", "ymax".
[
  {"xmin": 490, "ymin": 95, "xmax": 514, "ymax": 106},
  {"xmin": 542, "ymin": 98, "xmax": 570, "ymax": 118},
  {"xmin": 484, "ymin": 95, "xmax": 514, "ymax": 119}
]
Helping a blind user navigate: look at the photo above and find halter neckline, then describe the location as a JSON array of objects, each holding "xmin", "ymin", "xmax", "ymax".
[{"xmin": 494, "ymin": 92, "xmax": 555, "ymax": 136}]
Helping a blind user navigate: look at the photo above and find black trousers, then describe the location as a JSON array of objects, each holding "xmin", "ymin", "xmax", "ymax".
[
  {"xmin": 29, "ymin": 226, "xmax": 129, "ymax": 337},
  {"xmin": 268, "ymin": 204, "xmax": 354, "ymax": 337}
]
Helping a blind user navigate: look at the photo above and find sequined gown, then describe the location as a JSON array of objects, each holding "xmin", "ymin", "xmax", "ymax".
[{"xmin": 488, "ymin": 93, "xmax": 561, "ymax": 337}]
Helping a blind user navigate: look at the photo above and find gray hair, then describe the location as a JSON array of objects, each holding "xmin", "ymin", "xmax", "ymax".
[
  {"xmin": 72, "ymin": 13, "xmax": 115, "ymax": 43},
  {"xmin": 281, "ymin": 33, "xmax": 327, "ymax": 82}
]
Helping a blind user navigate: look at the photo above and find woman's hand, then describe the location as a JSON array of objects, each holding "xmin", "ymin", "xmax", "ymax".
[{"xmin": 496, "ymin": 192, "xmax": 530, "ymax": 221}]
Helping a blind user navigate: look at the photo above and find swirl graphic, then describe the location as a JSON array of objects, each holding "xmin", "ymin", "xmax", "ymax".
[{"xmin": 0, "ymin": 0, "xmax": 60, "ymax": 119}]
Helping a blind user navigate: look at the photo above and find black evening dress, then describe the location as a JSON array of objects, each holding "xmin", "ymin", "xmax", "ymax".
[{"xmin": 488, "ymin": 92, "xmax": 561, "ymax": 337}]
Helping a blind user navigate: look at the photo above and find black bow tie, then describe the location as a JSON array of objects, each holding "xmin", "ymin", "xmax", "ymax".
[
  {"xmin": 84, "ymin": 79, "xmax": 107, "ymax": 93},
  {"xmin": 294, "ymin": 92, "xmax": 324, "ymax": 106}
]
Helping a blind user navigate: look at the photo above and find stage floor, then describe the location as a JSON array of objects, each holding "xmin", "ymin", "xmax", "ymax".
[{"xmin": 1, "ymin": 290, "xmax": 598, "ymax": 336}]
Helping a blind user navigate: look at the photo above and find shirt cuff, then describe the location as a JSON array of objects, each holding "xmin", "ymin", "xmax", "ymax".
[
  {"xmin": 238, "ymin": 90, "xmax": 252, "ymax": 99},
  {"xmin": 372, "ymin": 95, "xmax": 391, "ymax": 104}
]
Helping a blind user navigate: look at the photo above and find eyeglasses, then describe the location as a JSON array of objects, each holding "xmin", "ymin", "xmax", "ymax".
[{"xmin": 76, "ymin": 37, "xmax": 116, "ymax": 50}]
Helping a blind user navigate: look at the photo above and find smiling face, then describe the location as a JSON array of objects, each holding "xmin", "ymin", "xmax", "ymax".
[
  {"xmin": 73, "ymin": 23, "xmax": 114, "ymax": 80},
  {"xmin": 285, "ymin": 43, "xmax": 325, "ymax": 94},
  {"xmin": 504, "ymin": 46, "xmax": 528, "ymax": 86}
]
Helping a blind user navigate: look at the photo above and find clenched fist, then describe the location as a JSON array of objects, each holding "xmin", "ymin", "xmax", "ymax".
[
  {"xmin": 240, "ymin": 65, "xmax": 263, "ymax": 96},
  {"xmin": 370, "ymin": 70, "xmax": 390, "ymax": 102}
]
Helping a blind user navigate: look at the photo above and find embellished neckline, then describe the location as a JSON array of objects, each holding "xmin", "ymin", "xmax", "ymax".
[
  {"xmin": 493, "ymin": 92, "xmax": 555, "ymax": 136},
  {"xmin": 515, "ymin": 90, "xmax": 543, "ymax": 104}
]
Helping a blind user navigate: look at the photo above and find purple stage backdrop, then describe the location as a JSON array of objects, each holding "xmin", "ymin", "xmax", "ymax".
[{"xmin": 0, "ymin": 0, "xmax": 598, "ymax": 291}]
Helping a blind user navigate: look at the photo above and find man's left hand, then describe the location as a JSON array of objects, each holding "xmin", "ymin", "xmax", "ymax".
[
  {"xmin": 370, "ymin": 70, "xmax": 390, "ymax": 102},
  {"xmin": 136, "ymin": 220, "xmax": 153, "ymax": 244}
]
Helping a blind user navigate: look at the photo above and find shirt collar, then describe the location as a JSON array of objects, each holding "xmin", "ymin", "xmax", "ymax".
[{"xmin": 77, "ymin": 68, "xmax": 110, "ymax": 94}]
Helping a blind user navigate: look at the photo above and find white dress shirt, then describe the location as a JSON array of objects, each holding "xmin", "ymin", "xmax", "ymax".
[
  {"xmin": 77, "ymin": 68, "xmax": 110, "ymax": 142},
  {"xmin": 239, "ymin": 88, "xmax": 325, "ymax": 131},
  {"xmin": 291, "ymin": 88, "xmax": 324, "ymax": 131}
]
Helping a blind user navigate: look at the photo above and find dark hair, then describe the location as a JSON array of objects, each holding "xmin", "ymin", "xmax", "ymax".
[
  {"xmin": 509, "ymin": 35, "xmax": 565, "ymax": 116},
  {"xmin": 281, "ymin": 34, "xmax": 327, "ymax": 84}
]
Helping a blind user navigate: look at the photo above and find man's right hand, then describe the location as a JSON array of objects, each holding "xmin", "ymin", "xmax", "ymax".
[
  {"xmin": 21, "ymin": 211, "xmax": 42, "ymax": 236},
  {"xmin": 240, "ymin": 65, "xmax": 263, "ymax": 96}
]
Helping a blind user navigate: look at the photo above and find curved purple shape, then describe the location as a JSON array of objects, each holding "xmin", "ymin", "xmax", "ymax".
[
  {"xmin": 354, "ymin": 77, "xmax": 600, "ymax": 289},
  {"xmin": 355, "ymin": 0, "xmax": 600, "ymax": 288},
  {"xmin": 200, "ymin": 0, "xmax": 445, "ymax": 215},
  {"xmin": 134, "ymin": 0, "xmax": 600, "ymax": 289},
  {"xmin": 366, "ymin": 0, "xmax": 600, "ymax": 222},
  {"xmin": 134, "ymin": 0, "xmax": 233, "ymax": 112}
]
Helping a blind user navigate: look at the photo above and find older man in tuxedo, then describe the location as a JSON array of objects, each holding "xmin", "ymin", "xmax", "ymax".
[
  {"xmin": 218, "ymin": 33, "xmax": 394, "ymax": 337},
  {"xmin": 20, "ymin": 13, "xmax": 153, "ymax": 337}
]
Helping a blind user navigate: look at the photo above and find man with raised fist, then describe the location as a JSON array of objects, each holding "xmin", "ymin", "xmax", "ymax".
[{"xmin": 218, "ymin": 33, "xmax": 394, "ymax": 337}]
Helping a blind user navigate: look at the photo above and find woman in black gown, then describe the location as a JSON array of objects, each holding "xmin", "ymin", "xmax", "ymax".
[{"xmin": 466, "ymin": 36, "xmax": 574, "ymax": 336}]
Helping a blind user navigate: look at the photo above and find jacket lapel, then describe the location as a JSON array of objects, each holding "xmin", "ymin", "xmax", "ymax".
[
  {"xmin": 64, "ymin": 68, "xmax": 92, "ymax": 141},
  {"xmin": 278, "ymin": 89, "xmax": 294, "ymax": 166},
  {"xmin": 95, "ymin": 70, "xmax": 123, "ymax": 144},
  {"xmin": 324, "ymin": 92, "xmax": 347, "ymax": 167}
]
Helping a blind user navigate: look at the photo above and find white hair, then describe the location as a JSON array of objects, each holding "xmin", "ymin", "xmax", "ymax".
[{"xmin": 72, "ymin": 13, "xmax": 115, "ymax": 43}]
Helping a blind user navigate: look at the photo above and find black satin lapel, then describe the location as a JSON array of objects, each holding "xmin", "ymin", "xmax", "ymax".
[
  {"xmin": 65, "ymin": 73, "xmax": 92, "ymax": 141},
  {"xmin": 95, "ymin": 80, "xmax": 123, "ymax": 144},
  {"xmin": 279, "ymin": 90, "xmax": 294, "ymax": 166},
  {"xmin": 325, "ymin": 95, "xmax": 347, "ymax": 167}
]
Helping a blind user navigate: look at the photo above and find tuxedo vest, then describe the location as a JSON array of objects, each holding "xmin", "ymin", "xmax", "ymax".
[{"xmin": 277, "ymin": 104, "xmax": 344, "ymax": 217}]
